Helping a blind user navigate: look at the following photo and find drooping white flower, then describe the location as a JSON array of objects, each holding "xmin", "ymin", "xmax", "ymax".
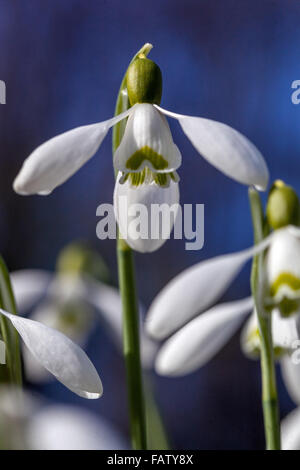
[
  {"xmin": 146, "ymin": 225, "xmax": 300, "ymax": 376},
  {"xmin": 14, "ymin": 97, "xmax": 268, "ymax": 252},
  {"xmin": 0, "ymin": 308, "xmax": 102, "ymax": 398}
]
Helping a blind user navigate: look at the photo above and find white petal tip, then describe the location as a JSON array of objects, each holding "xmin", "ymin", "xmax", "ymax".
[
  {"xmin": 155, "ymin": 353, "xmax": 178, "ymax": 377},
  {"xmin": 145, "ymin": 319, "xmax": 166, "ymax": 340},
  {"xmin": 79, "ymin": 387, "xmax": 103, "ymax": 400},
  {"xmin": 13, "ymin": 177, "xmax": 29, "ymax": 195}
]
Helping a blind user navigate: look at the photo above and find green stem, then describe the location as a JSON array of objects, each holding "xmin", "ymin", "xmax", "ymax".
[
  {"xmin": 249, "ymin": 187, "xmax": 280, "ymax": 450},
  {"xmin": 112, "ymin": 44, "xmax": 152, "ymax": 450},
  {"xmin": 117, "ymin": 240, "xmax": 146, "ymax": 449},
  {"xmin": 0, "ymin": 256, "xmax": 22, "ymax": 386}
]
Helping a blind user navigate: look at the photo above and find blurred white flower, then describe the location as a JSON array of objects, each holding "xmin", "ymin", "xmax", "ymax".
[
  {"xmin": 28, "ymin": 405, "xmax": 128, "ymax": 450},
  {"xmin": 146, "ymin": 225, "xmax": 300, "ymax": 376},
  {"xmin": 13, "ymin": 99, "xmax": 268, "ymax": 252},
  {"xmin": 0, "ymin": 387, "xmax": 127, "ymax": 450}
]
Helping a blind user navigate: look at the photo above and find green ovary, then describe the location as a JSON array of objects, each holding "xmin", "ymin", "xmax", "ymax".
[{"xmin": 126, "ymin": 146, "xmax": 169, "ymax": 171}]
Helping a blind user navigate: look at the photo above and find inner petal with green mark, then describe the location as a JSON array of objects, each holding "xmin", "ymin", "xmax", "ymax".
[
  {"xmin": 126, "ymin": 146, "xmax": 169, "ymax": 171},
  {"xmin": 121, "ymin": 168, "xmax": 178, "ymax": 188},
  {"xmin": 270, "ymin": 272, "xmax": 300, "ymax": 296},
  {"xmin": 269, "ymin": 272, "xmax": 300, "ymax": 316}
]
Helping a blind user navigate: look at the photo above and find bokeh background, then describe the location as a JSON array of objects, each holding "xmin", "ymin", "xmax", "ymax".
[{"xmin": 0, "ymin": 0, "xmax": 300, "ymax": 450}]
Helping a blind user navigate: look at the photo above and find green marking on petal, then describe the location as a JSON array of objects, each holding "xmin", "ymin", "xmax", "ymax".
[
  {"xmin": 269, "ymin": 272, "xmax": 300, "ymax": 316},
  {"xmin": 126, "ymin": 146, "xmax": 169, "ymax": 171},
  {"xmin": 121, "ymin": 169, "xmax": 177, "ymax": 188},
  {"xmin": 278, "ymin": 297, "xmax": 300, "ymax": 317},
  {"xmin": 270, "ymin": 272, "xmax": 300, "ymax": 296}
]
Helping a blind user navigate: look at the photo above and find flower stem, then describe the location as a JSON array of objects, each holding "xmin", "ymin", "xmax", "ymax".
[
  {"xmin": 0, "ymin": 256, "xmax": 22, "ymax": 386},
  {"xmin": 112, "ymin": 44, "xmax": 152, "ymax": 450},
  {"xmin": 248, "ymin": 187, "xmax": 280, "ymax": 450},
  {"xmin": 117, "ymin": 239, "xmax": 147, "ymax": 449}
]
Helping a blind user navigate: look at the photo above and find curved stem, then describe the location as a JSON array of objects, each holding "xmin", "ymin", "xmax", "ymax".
[
  {"xmin": 112, "ymin": 44, "xmax": 152, "ymax": 450},
  {"xmin": 249, "ymin": 187, "xmax": 280, "ymax": 450}
]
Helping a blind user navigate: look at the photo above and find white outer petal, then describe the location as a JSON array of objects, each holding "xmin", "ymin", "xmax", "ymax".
[
  {"xmin": 272, "ymin": 310, "xmax": 299, "ymax": 349},
  {"xmin": 146, "ymin": 231, "xmax": 276, "ymax": 340},
  {"xmin": 13, "ymin": 107, "xmax": 133, "ymax": 195},
  {"xmin": 28, "ymin": 406, "xmax": 128, "ymax": 450},
  {"xmin": 281, "ymin": 353, "xmax": 300, "ymax": 406},
  {"xmin": 114, "ymin": 172, "xmax": 180, "ymax": 253},
  {"xmin": 0, "ymin": 309, "xmax": 102, "ymax": 399},
  {"xmin": 11, "ymin": 269, "xmax": 52, "ymax": 313},
  {"xmin": 23, "ymin": 297, "xmax": 93, "ymax": 384},
  {"xmin": 281, "ymin": 407, "xmax": 300, "ymax": 450},
  {"xmin": 156, "ymin": 105, "xmax": 269, "ymax": 190},
  {"xmin": 155, "ymin": 297, "xmax": 253, "ymax": 376},
  {"xmin": 114, "ymin": 103, "xmax": 181, "ymax": 173}
]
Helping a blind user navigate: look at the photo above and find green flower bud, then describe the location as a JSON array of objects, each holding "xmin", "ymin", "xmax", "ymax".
[
  {"xmin": 126, "ymin": 55, "xmax": 162, "ymax": 106},
  {"xmin": 56, "ymin": 242, "xmax": 110, "ymax": 283},
  {"xmin": 266, "ymin": 180, "xmax": 300, "ymax": 230}
]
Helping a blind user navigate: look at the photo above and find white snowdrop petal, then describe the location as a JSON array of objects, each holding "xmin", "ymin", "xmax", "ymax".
[
  {"xmin": 281, "ymin": 354, "xmax": 300, "ymax": 406},
  {"xmin": 0, "ymin": 309, "xmax": 102, "ymax": 398},
  {"xmin": 13, "ymin": 108, "xmax": 133, "ymax": 195},
  {"xmin": 28, "ymin": 405, "xmax": 128, "ymax": 450},
  {"xmin": 23, "ymin": 296, "xmax": 93, "ymax": 383},
  {"xmin": 265, "ymin": 229, "xmax": 300, "ymax": 304},
  {"xmin": 156, "ymin": 297, "xmax": 253, "ymax": 376},
  {"xmin": 146, "ymin": 233, "xmax": 275, "ymax": 339},
  {"xmin": 156, "ymin": 105, "xmax": 269, "ymax": 190},
  {"xmin": 11, "ymin": 269, "xmax": 52, "ymax": 312},
  {"xmin": 272, "ymin": 310, "xmax": 299, "ymax": 349},
  {"xmin": 114, "ymin": 104, "xmax": 182, "ymax": 174},
  {"xmin": 281, "ymin": 407, "xmax": 300, "ymax": 450},
  {"xmin": 114, "ymin": 172, "xmax": 180, "ymax": 253}
]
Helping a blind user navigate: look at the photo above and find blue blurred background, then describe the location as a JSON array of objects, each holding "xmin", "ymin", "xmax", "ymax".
[{"xmin": 1, "ymin": 0, "xmax": 300, "ymax": 449}]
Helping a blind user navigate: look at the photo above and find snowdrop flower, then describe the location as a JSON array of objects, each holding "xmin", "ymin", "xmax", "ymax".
[
  {"xmin": 146, "ymin": 224, "xmax": 300, "ymax": 376},
  {"xmin": 11, "ymin": 243, "xmax": 157, "ymax": 382},
  {"xmin": 13, "ymin": 50, "xmax": 268, "ymax": 252},
  {"xmin": 0, "ymin": 308, "xmax": 102, "ymax": 398}
]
